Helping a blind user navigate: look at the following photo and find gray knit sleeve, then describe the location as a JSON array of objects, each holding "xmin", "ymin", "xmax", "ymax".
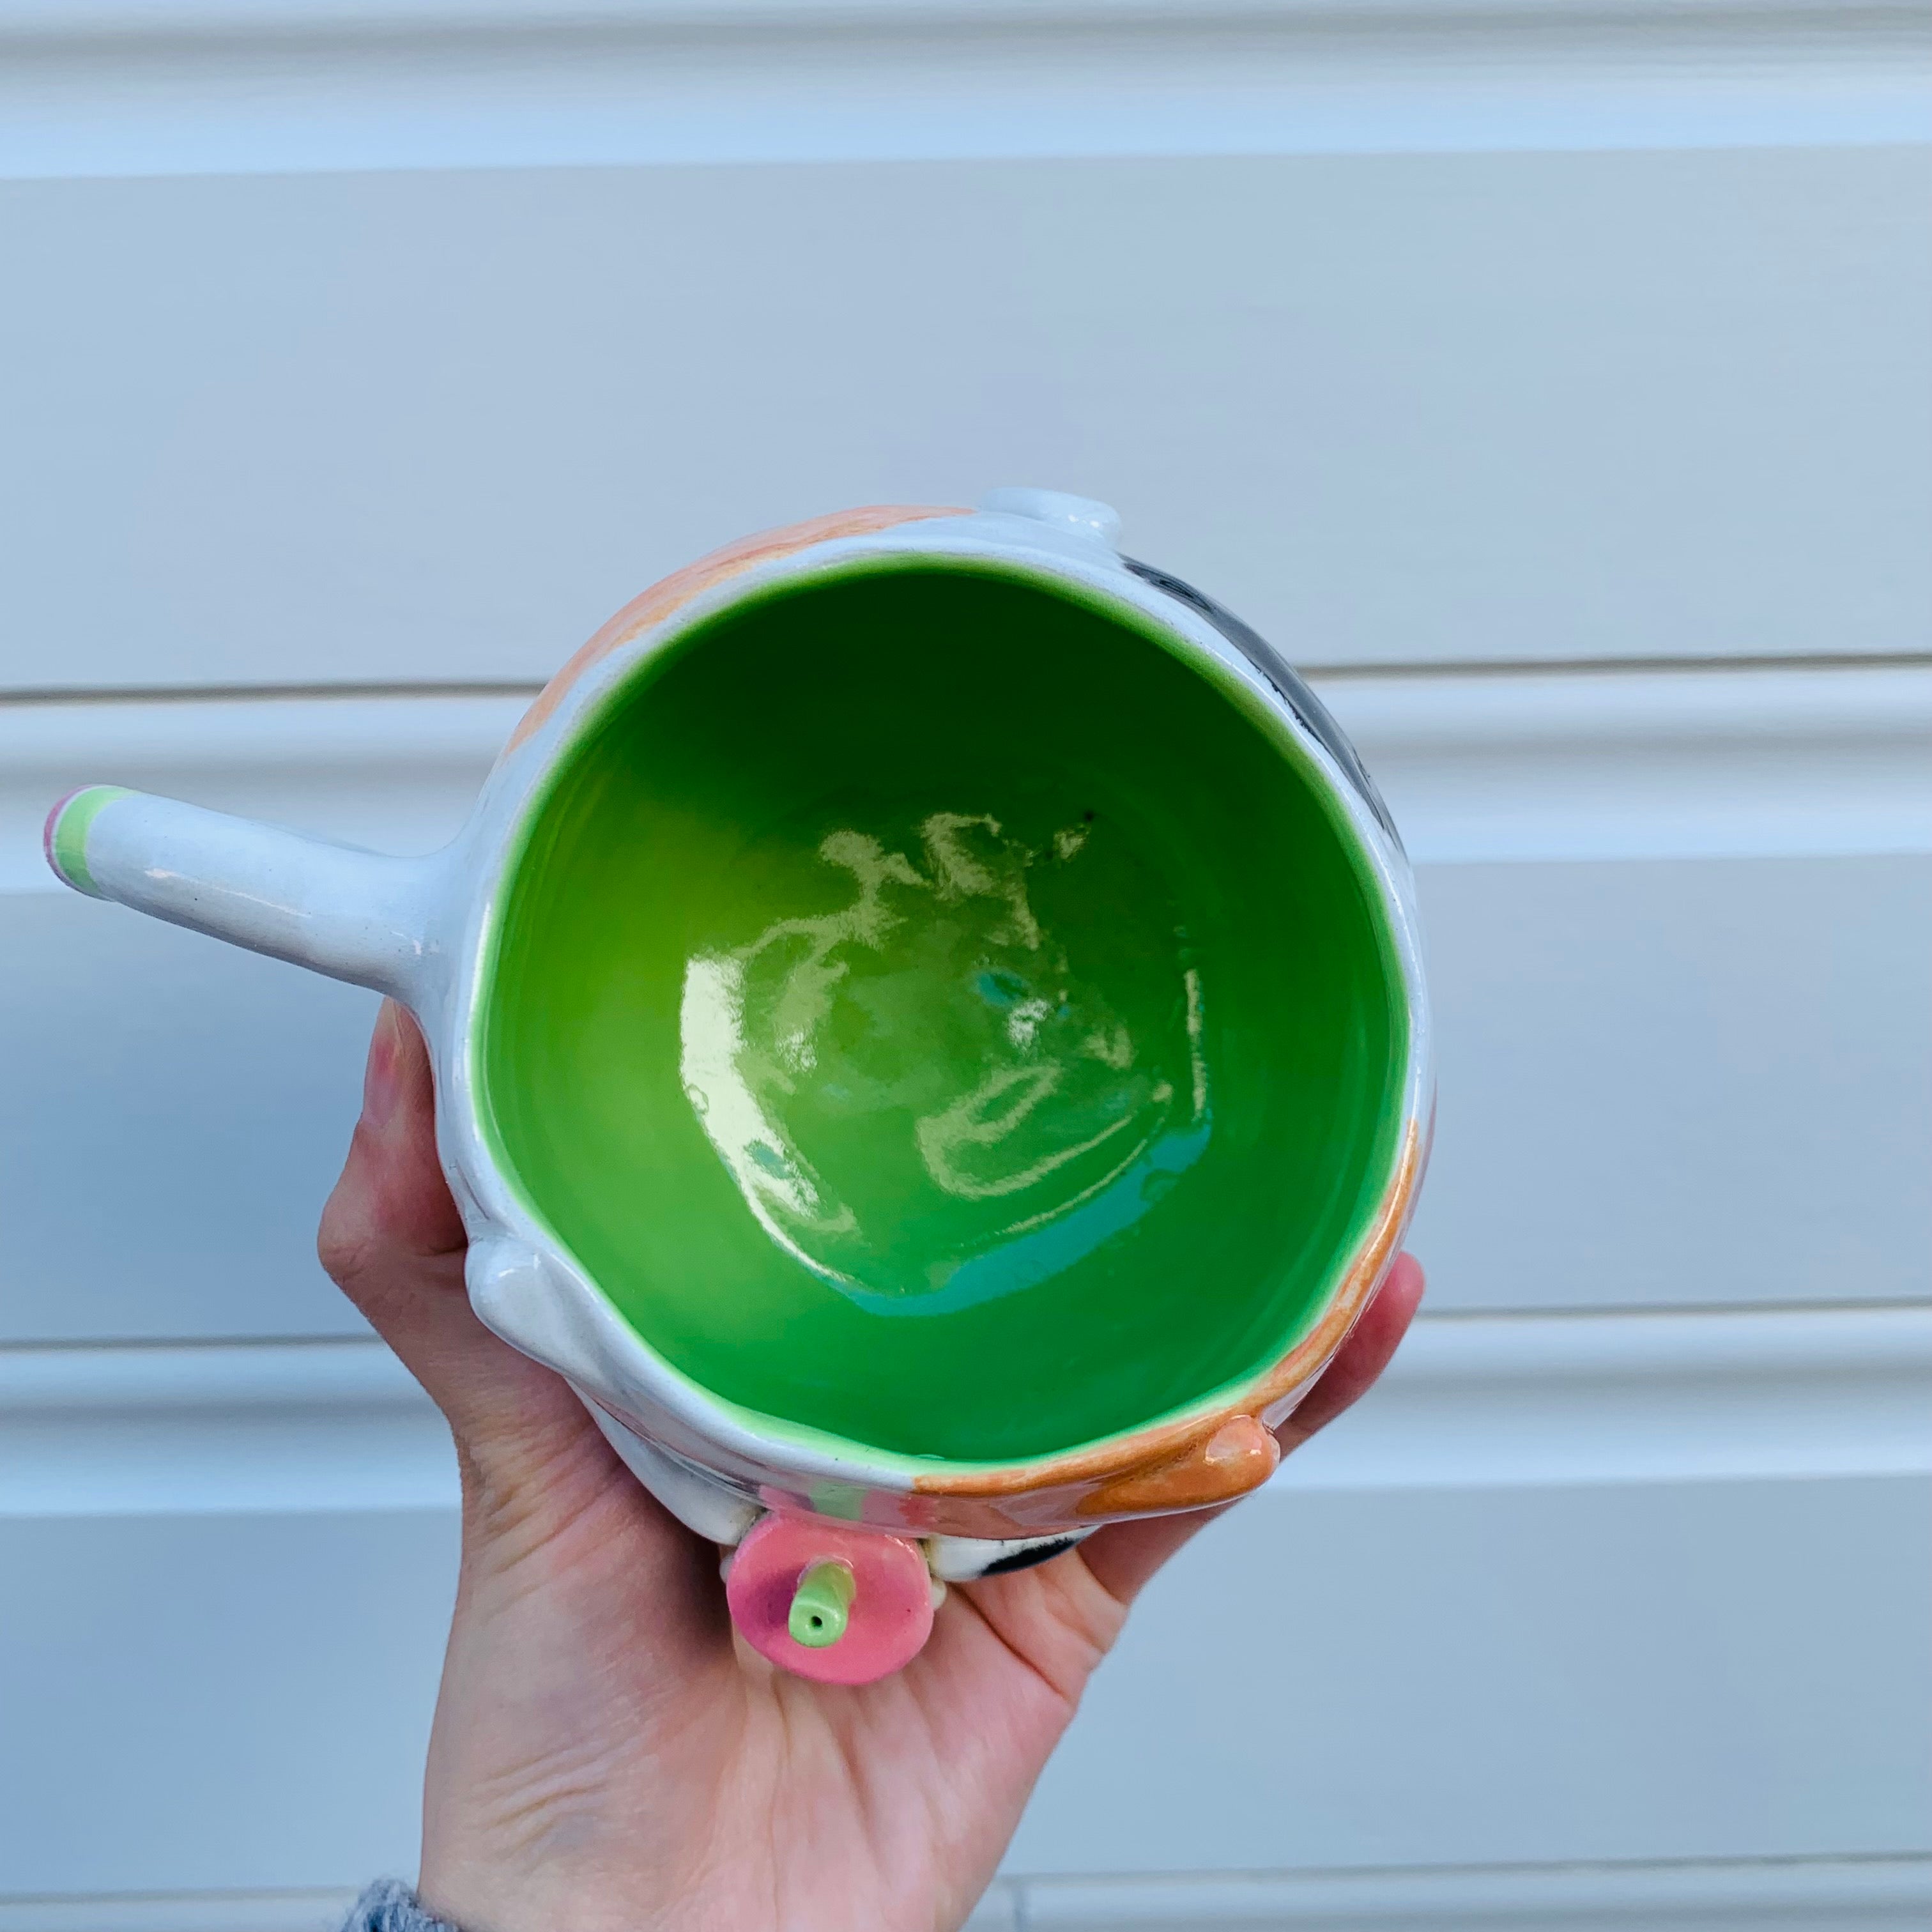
[{"xmin": 341, "ymin": 1880, "xmax": 465, "ymax": 1932}]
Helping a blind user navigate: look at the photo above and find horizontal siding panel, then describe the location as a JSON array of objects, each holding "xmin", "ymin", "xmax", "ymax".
[
  {"xmin": 1, "ymin": 3, "xmax": 1925, "ymax": 178},
  {"xmin": 1010, "ymin": 1476, "xmax": 1932, "ymax": 1875},
  {"xmin": 9, "ymin": 664, "xmax": 1932, "ymax": 894},
  {"xmin": 4, "ymin": 1305, "xmax": 1926, "ymax": 1517},
  {"xmin": 1410, "ymin": 854, "xmax": 1932, "ymax": 1314},
  {"xmin": 1, "ymin": 147, "xmax": 1925, "ymax": 689},
  {"xmin": 3, "ymin": 1479, "xmax": 1924, "ymax": 1894},
  {"xmin": 0, "ymin": 894, "xmax": 378, "ymax": 1342},
  {"xmin": 0, "ymin": 1512, "xmax": 452, "ymax": 1896}
]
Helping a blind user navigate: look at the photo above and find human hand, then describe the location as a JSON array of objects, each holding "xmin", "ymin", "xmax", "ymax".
[{"xmin": 319, "ymin": 1001, "xmax": 1425, "ymax": 1932}]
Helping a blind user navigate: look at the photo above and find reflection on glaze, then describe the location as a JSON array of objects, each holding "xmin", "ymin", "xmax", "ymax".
[{"xmin": 680, "ymin": 811, "xmax": 1209, "ymax": 1315}]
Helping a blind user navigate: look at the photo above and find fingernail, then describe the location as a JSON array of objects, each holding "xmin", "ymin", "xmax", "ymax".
[{"xmin": 362, "ymin": 1002, "xmax": 403, "ymax": 1129}]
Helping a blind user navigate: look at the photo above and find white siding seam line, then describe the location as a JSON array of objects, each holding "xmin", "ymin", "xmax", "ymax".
[
  {"xmin": 2, "ymin": 3, "xmax": 1928, "ymax": 179},
  {"xmin": 8, "ymin": 0, "xmax": 1930, "ymax": 37},
  {"xmin": 0, "ymin": 1894, "xmax": 362, "ymax": 1932},
  {"xmin": 8, "ymin": 1857, "xmax": 1932, "ymax": 1932},
  {"xmin": 1004, "ymin": 1852, "xmax": 1932, "ymax": 1927}
]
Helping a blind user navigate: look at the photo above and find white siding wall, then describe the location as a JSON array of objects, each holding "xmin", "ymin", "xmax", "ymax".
[{"xmin": 3, "ymin": 5, "xmax": 1928, "ymax": 1927}]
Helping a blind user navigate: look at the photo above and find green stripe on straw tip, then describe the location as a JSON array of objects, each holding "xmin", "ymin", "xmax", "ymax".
[{"xmin": 49, "ymin": 786, "xmax": 132, "ymax": 898}]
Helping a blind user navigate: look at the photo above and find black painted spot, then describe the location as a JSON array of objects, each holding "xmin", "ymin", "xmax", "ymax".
[
  {"xmin": 1121, "ymin": 555, "xmax": 1403, "ymax": 850},
  {"xmin": 979, "ymin": 1536, "xmax": 1082, "ymax": 1577}
]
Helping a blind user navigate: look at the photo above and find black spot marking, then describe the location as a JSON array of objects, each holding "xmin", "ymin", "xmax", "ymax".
[
  {"xmin": 979, "ymin": 1536, "xmax": 1081, "ymax": 1577},
  {"xmin": 1121, "ymin": 556, "xmax": 1403, "ymax": 850}
]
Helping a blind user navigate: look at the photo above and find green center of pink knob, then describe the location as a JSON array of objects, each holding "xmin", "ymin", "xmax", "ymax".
[{"xmin": 788, "ymin": 1560, "xmax": 855, "ymax": 1648}]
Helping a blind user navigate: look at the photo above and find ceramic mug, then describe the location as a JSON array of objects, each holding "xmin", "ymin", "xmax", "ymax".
[{"xmin": 46, "ymin": 488, "xmax": 1430, "ymax": 1683}]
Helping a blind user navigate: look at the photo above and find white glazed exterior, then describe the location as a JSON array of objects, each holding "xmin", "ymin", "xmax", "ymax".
[{"xmin": 48, "ymin": 491, "xmax": 1432, "ymax": 1568}]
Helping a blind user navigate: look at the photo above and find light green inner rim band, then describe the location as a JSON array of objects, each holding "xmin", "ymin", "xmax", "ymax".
[{"xmin": 52, "ymin": 786, "xmax": 133, "ymax": 898}]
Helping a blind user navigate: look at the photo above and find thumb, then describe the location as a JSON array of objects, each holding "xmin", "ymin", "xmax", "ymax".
[{"xmin": 317, "ymin": 1000, "xmax": 595, "ymax": 1491}]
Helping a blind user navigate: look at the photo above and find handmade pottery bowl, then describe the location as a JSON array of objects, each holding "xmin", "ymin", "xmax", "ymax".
[{"xmin": 47, "ymin": 489, "xmax": 1430, "ymax": 1682}]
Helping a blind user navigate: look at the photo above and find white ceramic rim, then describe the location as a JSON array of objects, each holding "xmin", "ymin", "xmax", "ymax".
[{"xmin": 424, "ymin": 511, "xmax": 1434, "ymax": 1501}]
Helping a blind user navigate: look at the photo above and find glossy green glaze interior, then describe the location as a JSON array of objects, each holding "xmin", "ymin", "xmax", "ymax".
[{"xmin": 477, "ymin": 561, "xmax": 1407, "ymax": 1465}]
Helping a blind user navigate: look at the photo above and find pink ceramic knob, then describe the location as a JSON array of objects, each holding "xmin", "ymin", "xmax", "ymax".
[{"xmin": 726, "ymin": 1512, "xmax": 935, "ymax": 1685}]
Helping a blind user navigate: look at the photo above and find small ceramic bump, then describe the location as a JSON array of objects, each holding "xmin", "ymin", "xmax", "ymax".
[
  {"xmin": 1082, "ymin": 1413, "xmax": 1280, "ymax": 1515},
  {"xmin": 977, "ymin": 486, "xmax": 1122, "ymax": 549},
  {"xmin": 463, "ymin": 1239, "xmax": 550, "ymax": 1331}
]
